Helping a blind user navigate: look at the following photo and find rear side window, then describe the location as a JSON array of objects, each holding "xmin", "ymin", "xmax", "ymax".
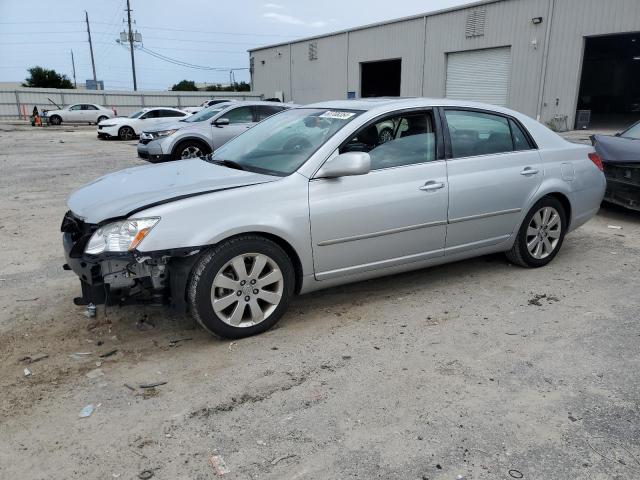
[
  {"xmin": 224, "ymin": 106, "xmax": 254, "ymax": 124},
  {"xmin": 509, "ymin": 119, "xmax": 533, "ymax": 151},
  {"xmin": 255, "ymin": 105, "xmax": 284, "ymax": 121},
  {"xmin": 160, "ymin": 109, "xmax": 186, "ymax": 118},
  {"xmin": 445, "ymin": 110, "xmax": 513, "ymax": 158}
]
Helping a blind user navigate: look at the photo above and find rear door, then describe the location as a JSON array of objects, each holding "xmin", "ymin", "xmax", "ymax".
[
  {"xmin": 81, "ymin": 104, "xmax": 99, "ymax": 122},
  {"xmin": 442, "ymin": 108, "xmax": 542, "ymax": 254}
]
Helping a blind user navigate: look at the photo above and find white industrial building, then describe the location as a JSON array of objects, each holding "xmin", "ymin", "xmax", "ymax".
[{"xmin": 249, "ymin": 0, "xmax": 640, "ymax": 130}]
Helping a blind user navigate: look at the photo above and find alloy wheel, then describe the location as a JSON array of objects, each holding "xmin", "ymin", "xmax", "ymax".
[
  {"xmin": 526, "ymin": 206, "xmax": 561, "ymax": 260},
  {"xmin": 379, "ymin": 129, "xmax": 394, "ymax": 144},
  {"xmin": 181, "ymin": 145, "xmax": 203, "ymax": 159},
  {"xmin": 120, "ymin": 127, "xmax": 135, "ymax": 140},
  {"xmin": 210, "ymin": 253, "xmax": 284, "ymax": 328}
]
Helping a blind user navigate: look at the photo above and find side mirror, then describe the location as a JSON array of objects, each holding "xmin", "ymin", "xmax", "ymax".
[
  {"xmin": 213, "ymin": 118, "xmax": 230, "ymax": 127},
  {"xmin": 315, "ymin": 152, "xmax": 371, "ymax": 179}
]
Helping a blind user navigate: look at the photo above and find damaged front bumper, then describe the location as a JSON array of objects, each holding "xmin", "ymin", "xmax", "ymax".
[
  {"xmin": 603, "ymin": 163, "xmax": 640, "ymax": 212},
  {"xmin": 61, "ymin": 211, "xmax": 200, "ymax": 311}
]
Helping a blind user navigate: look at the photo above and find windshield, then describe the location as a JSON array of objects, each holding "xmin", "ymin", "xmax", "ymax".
[
  {"xmin": 211, "ymin": 108, "xmax": 362, "ymax": 176},
  {"xmin": 129, "ymin": 110, "xmax": 145, "ymax": 119},
  {"xmin": 183, "ymin": 105, "xmax": 228, "ymax": 123},
  {"xmin": 621, "ymin": 122, "xmax": 640, "ymax": 140}
]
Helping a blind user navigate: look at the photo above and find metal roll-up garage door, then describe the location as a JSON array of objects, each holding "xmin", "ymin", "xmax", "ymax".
[{"xmin": 445, "ymin": 47, "xmax": 512, "ymax": 106}]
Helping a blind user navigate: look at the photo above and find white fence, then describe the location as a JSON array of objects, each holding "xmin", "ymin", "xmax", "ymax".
[{"xmin": 0, "ymin": 88, "xmax": 263, "ymax": 119}]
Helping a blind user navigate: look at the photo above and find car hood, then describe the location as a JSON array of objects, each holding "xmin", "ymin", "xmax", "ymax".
[
  {"xmin": 141, "ymin": 119, "xmax": 193, "ymax": 134},
  {"xmin": 99, "ymin": 116, "xmax": 128, "ymax": 126},
  {"xmin": 592, "ymin": 134, "xmax": 640, "ymax": 164},
  {"xmin": 67, "ymin": 159, "xmax": 280, "ymax": 223},
  {"xmin": 144, "ymin": 120, "xmax": 211, "ymax": 132}
]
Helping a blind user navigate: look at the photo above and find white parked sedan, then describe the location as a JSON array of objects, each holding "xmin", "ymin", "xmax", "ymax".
[
  {"xmin": 45, "ymin": 103, "xmax": 115, "ymax": 126},
  {"xmin": 97, "ymin": 108, "xmax": 189, "ymax": 140}
]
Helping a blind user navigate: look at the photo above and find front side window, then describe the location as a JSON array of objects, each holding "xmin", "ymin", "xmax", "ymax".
[
  {"xmin": 621, "ymin": 122, "xmax": 640, "ymax": 140},
  {"xmin": 211, "ymin": 108, "xmax": 362, "ymax": 176},
  {"xmin": 445, "ymin": 110, "xmax": 514, "ymax": 158},
  {"xmin": 340, "ymin": 112, "xmax": 437, "ymax": 170},
  {"xmin": 224, "ymin": 106, "xmax": 254, "ymax": 124},
  {"xmin": 69, "ymin": 105, "xmax": 81, "ymax": 111}
]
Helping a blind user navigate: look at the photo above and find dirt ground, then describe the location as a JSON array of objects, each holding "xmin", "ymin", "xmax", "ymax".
[{"xmin": 0, "ymin": 123, "xmax": 639, "ymax": 480}]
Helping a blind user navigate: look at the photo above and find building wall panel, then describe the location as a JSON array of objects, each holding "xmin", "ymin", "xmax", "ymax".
[
  {"xmin": 541, "ymin": 0, "xmax": 640, "ymax": 127},
  {"xmin": 347, "ymin": 18, "xmax": 426, "ymax": 97},
  {"xmin": 423, "ymin": 0, "xmax": 549, "ymax": 118},
  {"xmin": 290, "ymin": 33, "xmax": 348, "ymax": 104},
  {"xmin": 250, "ymin": 46, "xmax": 293, "ymax": 101}
]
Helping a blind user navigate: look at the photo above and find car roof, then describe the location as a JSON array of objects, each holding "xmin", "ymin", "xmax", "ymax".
[{"xmin": 303, "ymin": 97, "xmax": 523, "ymax": 116}]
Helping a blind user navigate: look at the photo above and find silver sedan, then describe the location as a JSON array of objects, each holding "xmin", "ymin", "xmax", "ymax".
[{"xmin": 62, "ymin": 98, "xmax": 606, "ymax": 339}]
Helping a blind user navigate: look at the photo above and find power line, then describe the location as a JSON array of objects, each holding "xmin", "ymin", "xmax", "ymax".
[
  {"xmin": 142, "ymin": 36, "xmax": 257, "ymax": 46},
  {"xmin": 140, "ymin": 47, "xmax": 248, "ymax": 71},
  {"xmin": 143, "ymin": 45, "xmax": 247, "ymax": 54},
  {"xmin": 91, "ymin": 21, "xmax": 294, "ymax": 38}
]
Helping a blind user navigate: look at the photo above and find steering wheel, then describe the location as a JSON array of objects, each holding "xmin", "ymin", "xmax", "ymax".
[{"xmin": 283, "ymin": 136, "xmax": 312, "ymax": 152}]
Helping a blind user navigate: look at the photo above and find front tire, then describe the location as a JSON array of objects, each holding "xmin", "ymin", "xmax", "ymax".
[
  {"xmin": 187, "ymin": 236, "xmax": 295, "ymax": 339},
  {"xmin": 506, "ymin": 196, "xmax": 567, "ymax": 268},
  {"xmin": 49, "ymin": 115, "xmax": 62, "ymax": 126},
  {"xmin": 118, "ymin": 126, "xmax": 136, "ymax": 141},
  {"xmin": 173, "ymin": 140, "xmax": 210, "ymax": 160}
]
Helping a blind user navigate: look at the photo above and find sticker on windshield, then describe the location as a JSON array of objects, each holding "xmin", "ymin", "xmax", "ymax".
[{"xmin": 319, "ymin": 111, "xmax": 356, "ymax": 120}]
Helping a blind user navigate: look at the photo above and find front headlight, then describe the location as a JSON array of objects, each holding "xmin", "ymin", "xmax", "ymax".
[
  {"xmin": 85, "ymin": 218, "xmax": 160, "ymax": 255},
  {"xmin": 151, "ymin": 129, "xmax": 178, "ymax": 139}
]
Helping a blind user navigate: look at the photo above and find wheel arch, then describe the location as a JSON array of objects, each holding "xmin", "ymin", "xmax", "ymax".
[
  {"xmin": 546, "ymin": 192, "xmax": 572, "ymax": 228},
  {"xmin": 171, "ymin": 136, "xmax": 212, "ymax": 158},
  {"xmin": 214, "ymin": 231, "xmax": 304, "ymax": 295}
]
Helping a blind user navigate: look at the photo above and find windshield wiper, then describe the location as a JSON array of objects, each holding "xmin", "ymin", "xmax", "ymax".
[{"xmin": 202, "ymin": 156, "xmax": 245, "ymax": 171}]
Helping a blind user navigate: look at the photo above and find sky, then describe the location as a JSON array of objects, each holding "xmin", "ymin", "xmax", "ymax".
[{"xmin": 0, "ymin": 0, "xmax": 477, "ymax": 91}]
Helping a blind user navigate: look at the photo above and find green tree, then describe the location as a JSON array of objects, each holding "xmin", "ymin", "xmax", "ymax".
[
  {"xmin": 23, "ymin": 66, "xmax": 74, "ymax": 89},
  {"xmin": 205, "ymin": 81, "xmax": 251, "ymax": 92},
  {"xmin": 171, "ymin": 80, "xmax": 199, "ymax": 91}
]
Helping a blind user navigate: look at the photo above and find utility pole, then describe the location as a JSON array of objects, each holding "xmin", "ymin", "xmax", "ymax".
[
  {"xmin": 126, "ymin": 0, "xmax": 138, "ymax": 91},
  {"xmin": 70, "ymin": 50, "xmax": 77, "ymax": 88},
  {"xmin": 85, "ymin": 11, "xmax": 98, "ymax": 89}
]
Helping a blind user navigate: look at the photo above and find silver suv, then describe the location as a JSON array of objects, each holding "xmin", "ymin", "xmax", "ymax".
[{"xmin": 137, "ymin": 101, "xmax": 291, "ymax": 163}]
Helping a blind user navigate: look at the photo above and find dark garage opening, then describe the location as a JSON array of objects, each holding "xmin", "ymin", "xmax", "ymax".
[
  {"xmin": 577, "ymin": 32, "xmax": 640, "ymax": 130},
  {"xmin": 360, "ymin": 59, "xmax": 401, "ymax": 98}
]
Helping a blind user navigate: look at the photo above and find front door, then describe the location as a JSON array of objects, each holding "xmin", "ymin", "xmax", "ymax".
[
  {"xmin": 309, "ymin": 110, "xmax": 449, "ymax": 281},
  {"xmin": 67, "ymin": 104, "xmax": 82, "ymax": 122},
  {"xmin": 442, "ymin": 108, "xmax": 543, "ymax": 254}
]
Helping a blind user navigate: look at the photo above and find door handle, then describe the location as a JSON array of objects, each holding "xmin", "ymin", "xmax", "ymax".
[
  {"xmin": 520, "ymin": 167, "xmax": 539, "ymax": 176},
  {"xmin": 419, "ymin": 181, "xmax": 445, "ymax": 192}
]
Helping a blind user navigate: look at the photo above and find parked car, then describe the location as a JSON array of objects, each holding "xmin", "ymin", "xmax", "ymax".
[
  {"xmin": 45, "ymin": 104, "xmax": 115, "ymax": 126},
  {"xmin": 183, "ymin": 99, "xmax": 236, "ymax": 114},
  {"xmin": 592, "ymin": 120, "xmax": 640, "ymax": 211},
  {"xmin": 137, "ymin": 101, "xmax": 291, "ymax": 162},
  {"xmin": 62, "ymin": 98, "xmax": 605, "ymax": 339},
  {"xmin": 97, "ymin": 107, "xmax": 189, "ymax": 140}
]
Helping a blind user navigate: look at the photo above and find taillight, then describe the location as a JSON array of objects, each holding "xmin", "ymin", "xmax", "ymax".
[{"xmin": 588, "ymin": 152, "xmax": 604, "ymax": 172}]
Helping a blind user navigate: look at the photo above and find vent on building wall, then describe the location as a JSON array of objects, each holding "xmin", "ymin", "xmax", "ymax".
[
  {"xmin": 465, "ymin": 8, "xmax": 486, "ymax": 37},
  {"xmin": 309, "ymin": 42, "xmax": 318, "ymax": 61}
]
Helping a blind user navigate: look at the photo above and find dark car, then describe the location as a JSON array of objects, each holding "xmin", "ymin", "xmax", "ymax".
[{"xmin": 592, "ymin": 121, "xmax": 640, "ymax": 211}]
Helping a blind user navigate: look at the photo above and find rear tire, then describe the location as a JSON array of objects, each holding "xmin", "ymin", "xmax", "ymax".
[
  {"xmin": 118, "ymin": 126, "xmax": 136, "ymax": 141},
  {"xmin": 97, "ymin": 115, "xmax": 108, "ymax": 124},
  {"xmin": 49, "ymin": 115, "xmax": 62, "ymax": 126},
  {"xmin": 187, "ymin": 235, "xmax": 295, "ymax": 339},
  {"xmin": 506, "ymin": 196, "xmax": 567, "ymax": 268}
]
